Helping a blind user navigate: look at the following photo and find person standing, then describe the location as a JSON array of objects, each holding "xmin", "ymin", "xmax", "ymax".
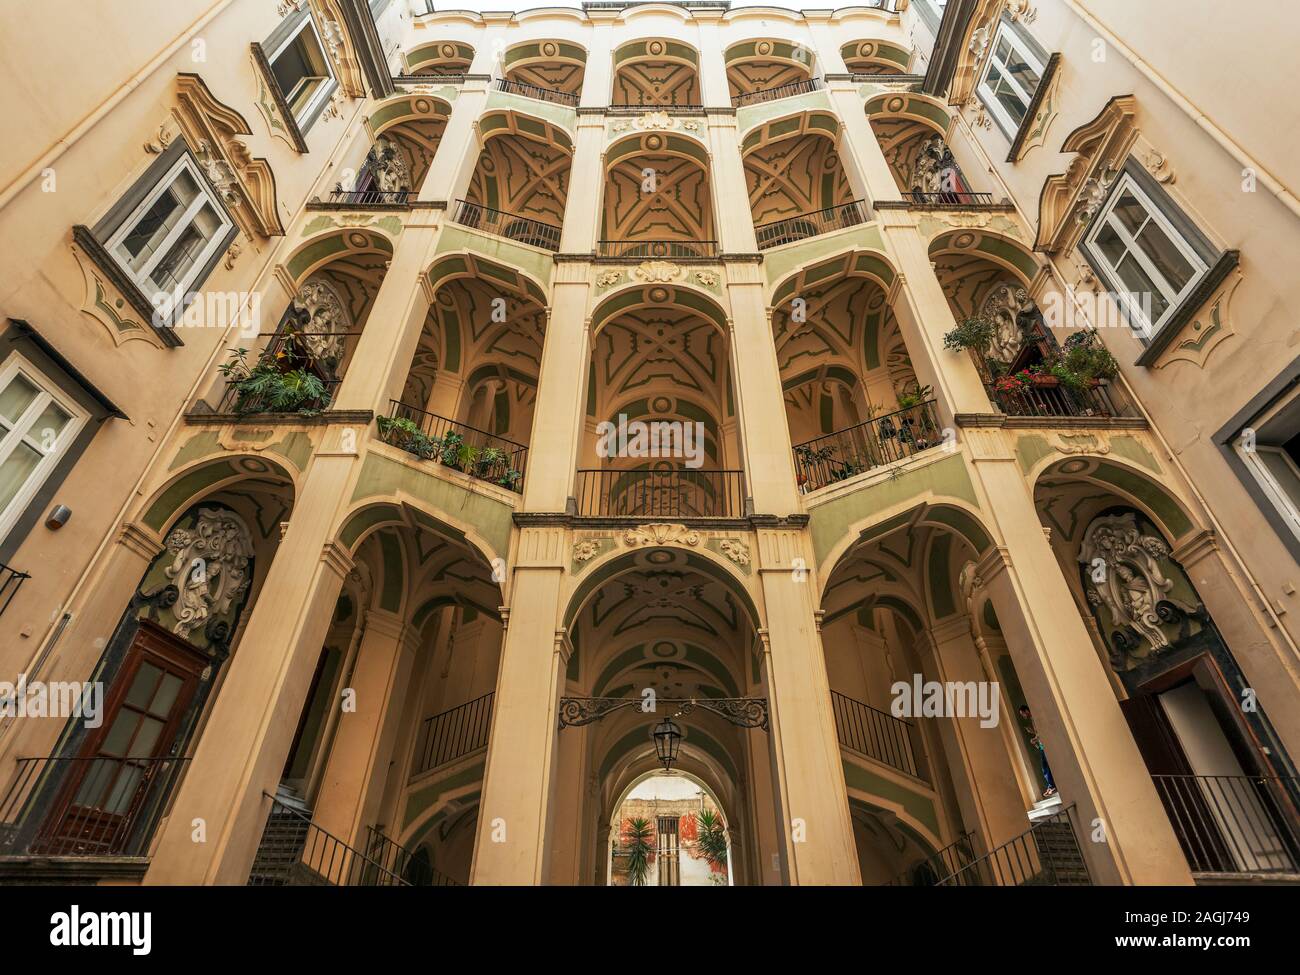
[{"xmin": 1018, "ymin": 704, "xmax": 1058, "ymax": 798}]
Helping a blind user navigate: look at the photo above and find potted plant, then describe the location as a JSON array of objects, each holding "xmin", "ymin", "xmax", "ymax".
[
  {"xmin": 943, "ymin": 315, "xmax": 997, "ymax": 356},
  {"xmin": 1062, "ymin": 329, "xmax": 1119, "ymax": 386},
  {"xmin": 994, "ymin": 372, "xmax": 1030, "ymax": 395},
  {"xmin": 218, "ymin": 348, "xmax": 331, "ymax": 415},
  {"xmin": 621, "ymin": 817, "xmax": 655, "ymax": 886},
  {"xmin": 896, "ymin": 382, "xmax": 934, "ymax": 411},
  {"xmin": 696, "ymin": 808, "xmax": 728, "ymax": 876}
]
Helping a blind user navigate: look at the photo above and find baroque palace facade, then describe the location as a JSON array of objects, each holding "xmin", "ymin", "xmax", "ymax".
[{"xmin": 0, "ymin": 0, "xmax": 1297, "ymax": 887}]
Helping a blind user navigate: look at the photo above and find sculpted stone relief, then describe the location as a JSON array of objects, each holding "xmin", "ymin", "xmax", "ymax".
[
  {"xmin": 980, "ymin": 282, "xmax": 1040, "ymax": 365},
  {"xmin": 161, "ymin": 508, "xmax": 256, "ymax": 642},
  {"xmin": 365, "ymin": 137, "xmax": 413, "ymax": 193},
  {"xmin": 291, "ymin": 278, "xmax": 352, "ymax": 374}
]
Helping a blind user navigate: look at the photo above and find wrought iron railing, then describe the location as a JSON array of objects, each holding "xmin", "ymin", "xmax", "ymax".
[
  {"xmin": 321, "ymin": 188, "xmax": 411, "ymax": 206},
  {"xmin": 413, "ymin": 692, "xmax": 494, "ymax": 777},
  {"xmin": 900, "ymin": 190, "xmax": 1000, "ymax": 206},
  {"xmin": 885, "ymin": 830, "xmax": 978, "ymax": 886},
  {"xmin": 0, "ymin": 755, "xmax": 189, "ymax": 857},
  {"xmin": 604, "ymin": 103, "xmax": 705, "ymax": 114},
  {"xmin": 754, "ymin": 200, "xmax": 868, "ymax": 249},
  {"xmin": 0, "ymin": 561, "xmax": 31, "ymax": 617},
  {"xmin": 793, "ymin": 400, "xmax": 942, "ymax": 493},
  {"xmin": 987, "ymin": 379, "xmax": 1137, "ymax": 419},
  {"xmin": 496, "ymin": 77, "xmax": 579, "ymax": 106},
  {"xmin": 936, "ymin": 806, "xmax": 1092, "ymax": 886},
  {"xmin": 380, "ymin": 401, "xmax": 527, "ymax": 493},
  {"xmin": 216, "ymin": 329, "xmax": 357, "ymax": 415},
  {"xmin": 364, "ymin": 825, "xmax": 463, "ymax": 886},
  {"xmin": 394, "ymin": 73, "xmax": 468, "ymax": 86},
  {"xmin": 453, "ymin": 199, "xmax": 562, "ymax": 251},
  {"xmin": 732, "ymin": 77, "xmax": 823, "ymax": 107},
  {"xmin": 1151, "ymin": 774, "xmax": 1300, "ymax": 875},
  {"xmin": 830, "ymin": 691, "xmax": 924, "ymax": 780},
  {"xmin": 574, "ymin": 468, "xmax": 746, "ymax": 518},
  {"xmin": 596, "ymin": 238, "xmax": 719, "ymax": 259},
  {"xmin": 247, "ymin": 793, "xmax": 409, "ymax": 886}
]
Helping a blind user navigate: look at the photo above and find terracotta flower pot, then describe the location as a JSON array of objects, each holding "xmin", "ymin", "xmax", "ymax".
[{"xmin": 1029, "ymin": 375, "xmax": 1059, "ymax": 388}]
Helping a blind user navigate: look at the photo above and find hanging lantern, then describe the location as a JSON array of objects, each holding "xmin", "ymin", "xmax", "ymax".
[{"xmin": 652, "ymin": 715, "xmax": 682, "ymax": 771}]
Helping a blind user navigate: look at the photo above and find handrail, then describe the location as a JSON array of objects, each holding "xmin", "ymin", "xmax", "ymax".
[
  {"xmin": 1151, "ymin": 773, "xmax": 1300, "ymax": 874},
  {"xmin": 830, "ymin": 690, "xmax": 924, "ymax": 780},
  {"xmin": 380, "ymin": 401, "xmax": 527, "ymax": 493},
  {"xmin": 365, "ymin": 825, "xmax": 463, "ymax": 886},
  {"xmin": 496, "ymin": 77, "xmax": 579, "ymax": 106},
  {"xmin": 754, "ymin": 199, "xmax": 868, "ymax": 249},
  {"xmin": 793, "ymin": 400, "xmax": 941, "ymax": 492},
  {"xmin": 0, "ymin": 561, "xmax": 31, "ymax": 617},
  {"xmin": 884, "ymin": 830, "xmax": 978, "ymax": 886},
  {"xmin": 322, "ymin": 188, "xmax": 411, "ymax": 206},
  {"xmin": 249, "ymin": 792, "xmax": 409, "ymax": 886},
  {"xmin": 573, "ymin": 468, "xmax": 746, "ymax": 518},
  {"xmin": 899, "ymin": 190, "xmax": 999, "ymax": 207},
  {"xmin": 935, "ymin": 805, "xmax": 1091, "ymax": 886},
  {"xmin": 453, "ymin": 198, "xmax": 562, "ymax": 251},
  {"xmin": 732, "ymin": 77, "xmax": 822, "ymax": 107},
  {"xmin": 413, "ymin": 692, "xmax": 495, "ymax": 776}
]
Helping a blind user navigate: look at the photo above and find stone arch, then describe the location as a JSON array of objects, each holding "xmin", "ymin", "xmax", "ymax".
[
  {"xmin": 602, "ymin": 131, "xmax": 715, "ymax": 248},
  {"xmin": 841, "ymin": 38, "xmax": 912, "ymax": 74},
  {"xmin": 139, "ymin": 453, "xmax": 298, "ymax": 538},
  {"xmin": 282, "ymin": 227, "xmax": 396, "ymax": 290},
  {"xmin": 404, "ymin": 40, "xmax": 474, "ymax": 76},
  {"xmin": 336, "ymin": 498, "xmax": 508, "ymax": 586},
  {"xmin": 366, "ymin": 93, "xmax": 452, "ymax": 188},
  {"xmin": 740, "ymin": 110, "xmax": 851, "ymax": 229},
  {"xmin": 610, "ymin": 37, "xmax": 702, "ymax": 107},
  {"xmin": 724, "ymin": 37, "xmax": 816, "ymax": 101},
  {"xmin": 590, "ymin": 281, "xmax": 727, "ymax": 336},
  {"xmin": 467, "ymin": 107, "xmax": 574, "ymax": 231},
  {"xmin": 502, "ymin": 38, "xmax": 587, "ymax": 96}
]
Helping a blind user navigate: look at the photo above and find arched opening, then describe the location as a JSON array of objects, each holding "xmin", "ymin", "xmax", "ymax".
[
  {"xmin": 743, "ymin": 112, "xmax": 862, "ymax": 249},
  {"xmin": 770, "ymin": 251, "xmax": 939, "ymax": 493},
  {"xmin": 501, "ymin": 39, "xmax": 586, "ymax": 105},
  {"xmin": 866, "ymin": 93, "xmax": 978, "ymax": 203},
  {"xmin": 841, "ymin": 39, "xmax": 912, "ymax": 75},
  {"xmin": 609, "ymin": 771, "xmax": 732, "ymax": 885},
  {"xmin": 382, "ymin": 255, "xmax": 547, "ymax": 494},
  {"xmin": 725, "ymin": 38, "xmax": 817, "ymax": 107},
  {"xmin": 1032, "ymin": 458, "xmax": 1300, "ymax": 876},
  {"xmin": 454, "ymin": 110, "xmax": 573, "ymax": 252},
  {"xmin": 601, "ymin": 132, "xmax": 715, "ymax": 259},
  {"xmin": 610, "ymin": 38, "xmax": 702, "ymax": 108},
  {"xmin": 338, "ymin": 94, "xmax": 452, "ymax": 203},
  {"xmin": 404, "ymin": 41, "xmax": 473, "ymax": 77},
  {"xmin": 582, "ymin": 286, "xmax": 740, "ymax": 517}
]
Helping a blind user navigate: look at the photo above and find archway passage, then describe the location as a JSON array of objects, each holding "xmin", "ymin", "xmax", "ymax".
[
  {"xmin": 610, "ymin": 38, "xmax": 702, "ymax": 107},
  {"xmin": 841, "ymin": 39, "xmax": 912, "ymax": 75},
  {"xmin": 610, "ymin": 773, "xmax": 732, "ymax": 885},
  {"xmin": 360, "ymin": 95, "xmax": 453, "ymax": 196},
  {"xmin": 865, "ymin": 97, "xmax": 974, "ymax": 202},
  {"xmin": 404, "ymin": 41, "xmax": 473, "ymax": 76},
  {"xmin": 502, "ymin": 39, "xmax": 586, "ymax": 103},
  {"xmin": 602, "ymin": 134, "xmax": 715, "ymax": 258},
  {"xmin": 725, "ymin": 39, "xmax": 815, "ymax": 106}
]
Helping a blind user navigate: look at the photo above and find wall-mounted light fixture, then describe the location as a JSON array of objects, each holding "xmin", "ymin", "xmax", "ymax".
[{"xmin": 45, "ymin": 505, "xmax": 72, "ymax": 530}]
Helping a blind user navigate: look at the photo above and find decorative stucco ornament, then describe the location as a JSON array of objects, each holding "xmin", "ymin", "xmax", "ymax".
[
  {"xmin": 694, "ymin": 270, "xmax": 718, "ymax": 287},
  {"xmin": 163, "ymin": 508, "xmax": 255, "ymax": 640},
  {"xmin": 573, "ymin": 540, "xmax": 602, "ymax": 562},
  {"xmin": 636, "ymin": 111, "xmax": 674, "ymax": 131},
  {"xmin": 633, "ymin": 261, "xmax": 680, "ymax": 284},
  {"xmin": 292, "ymin": 279, "xmax": 352, "ymax": 373},
  {"xmin": 596, "ymin": 269, "xmax": 624, "ymax": 288},
  {"xmin": 719, "ymin": 539, "xmax": 751, "ymax": 566},
  {"xmin": 980, "ymin": 282, "xmax": 1039, "ymax": 364},
  {"xmin": 366, "ymin": 137, "xmax": 412, "ymax": 192},
  {"xmin": 1075, "ymin": 168, "xmax": 1117, "ymax": 225},
  {"xmin": 1006, "ymin": 0, "xmax": 1038, "ymax": 23},
  {"xmin": 194, "ymin": 140, "xmax": 241, "ymax": 205},
  {"xmin": 623, "ymin": 524, "xmax": 701, "ymax": 547}
]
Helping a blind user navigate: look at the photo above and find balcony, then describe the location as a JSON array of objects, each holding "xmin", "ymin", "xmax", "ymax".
[
  {"xmin": 494, "ymin": 77, "xmax": 579, "ymax": 107},
  {"xmin": 987, "ymin": 377, "xmax": 1138, "ymax": 420},
  {"xmin": 831, "ymin": 690, "xmax": 926, "ymax": 781},
  {"xmin": 793, "ymin": 400, "xmax": 941, "ymax": 493},
  {"xmin": 596, "ymin": 239, "xmax": 718, "ymax": 260},
  {"xmin": 307, "ymin": 188, "xmax": 412, "ymax": 210},
  {"xmin": 732, "ymin": 77, "xmax": 824, "ymax": 108},
  {"xmin": 412, "ymin": 692, "xmax": 494, "ymax": 777},
  {"xmin": 0, "ymin": 561, "xmax": 30, "ymax": 617},
  {"xmin": 874, "ymin": 191, "xmax": 1014, "ymax": 211},
  {"xmin": 453, "ymin": 199, "xmax": 562, "ymax": 252},
  {"xmin": 755, "ymin": 200, "xmax": 869, "ymax": 250},
  {"xmin": 378, "ymin": 401, "xmax": 527, "ymax": 493},
  {"xmin": 214, "ymin": 330, "xmax": 357, "ymax": 417},
  {"xmin": 1152, "ymin": 774, "xmax": 1300, "ymax": 877},
  {"xmin": 574, "ymin": 468, "xmax": 746, "ymax": 518}
]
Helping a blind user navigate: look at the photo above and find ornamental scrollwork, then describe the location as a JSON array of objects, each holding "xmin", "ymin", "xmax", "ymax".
[
  {"xmin": 623, "ymin": 523, "xmax": 700, "ymax": 547},
  {"xmin": 162, "ymin": 508, "xmax": 255, "ymax": 641}
]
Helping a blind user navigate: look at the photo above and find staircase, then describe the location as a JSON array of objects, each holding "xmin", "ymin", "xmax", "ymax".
[
  {"xmin": 935, "ymin": 805, "xmax": 1092, "ymax": 886},
  {"xmin": 1027, "ymin": 817, "xmax": 1091, "ymax": 885},
  {"xmin": 247, "ymin": 787, "xmax": 317, "ymax": 886}
]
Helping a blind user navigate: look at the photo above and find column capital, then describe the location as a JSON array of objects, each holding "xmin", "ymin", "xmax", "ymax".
[
  {"xmin": 974, "ymin": 545, "xmax": 1011, "ymax": 587},
  {"xmin": 554, "ymin": 627, "xmax": 574, "ymax": 664},
  {"xmin": 119, "ymin": 521, "xmax": 164, "ymax": 560},
  {"xmin": 321, "ymin": 539, "xmax": 357, "ymax": 580},
  {"xmin": 1171, "ymin": 528, "xmax": 1218, "ymax": 568}
]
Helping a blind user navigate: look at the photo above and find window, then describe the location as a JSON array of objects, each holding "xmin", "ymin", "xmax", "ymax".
[
  {"xmin": 1227, "ymin": 383, "xmax": 1300, "ymax": 547},
  {"xmin": 100, "ymin": 153, "xmax": 233, "ymax": 324},
  {"xmin": 977, "ymin": 22, "xmax": 1046, "ymax": 136},
  {"xmin": 1081, "ymin": 171, "xmax": 1210, "ymax": 340},
  {"xmin": 267, "ymin": 15, "xmax": 335, "ymax": 127},
  {"xmin": 0, "ymin": 354, "xmax": 89, "ymax": 543}
]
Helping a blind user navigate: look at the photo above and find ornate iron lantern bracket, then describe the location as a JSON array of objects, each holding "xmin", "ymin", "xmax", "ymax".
[{"xmin": 558, "ymin": 696, "xmax": 769, "ymax": 731}]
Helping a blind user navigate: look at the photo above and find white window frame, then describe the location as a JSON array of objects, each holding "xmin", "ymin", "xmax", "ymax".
[
  {"xmin": 1237, "ymin": 443, "xmax": 1300, "ymax": 545},
  {"xmin": 0, "ymin": 354, "xmax": 90, "ymax": 543},
  {"xmin": 267, "ymin": 14, "xmax": 336, "ymax": 126},
  {"xmin": 101, "ymin": 152, "xmax": 234, "ymax": 324},
  {"xmin": 976, "ymin": 22, "xmax": 1046, "ymax": 136},
  {"xmin": 1082, "ymin": 172, "xmax": 1210, "ymax": 339}
]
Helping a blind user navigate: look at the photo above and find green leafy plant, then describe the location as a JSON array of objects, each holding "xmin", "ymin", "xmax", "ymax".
[
  {"xmin": 896, "ymin": 382, "xmax": 934, "ymax": 411},
  {"xmin": 621, "ymin": 817, "xmax": 655, "ymax": 887},
  {"xmin": 943, "ymin": 315, "xmax": 997, "ymax": 355},
  {"xmin": 696, "ymin": 808, "xmax": 728, "ymax": 874},
  {"xmin": 218, "ymin": 348, "xmax": 330, "ymax": 415},
  {"xmin": 1062, "ymin": 329, "xmax": 1119, "ymax": 383}
]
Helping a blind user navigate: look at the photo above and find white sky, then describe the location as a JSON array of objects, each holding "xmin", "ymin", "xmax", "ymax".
[{"xmin": 627, "ymin": 772, "xmax": 709, "ymax": 801}]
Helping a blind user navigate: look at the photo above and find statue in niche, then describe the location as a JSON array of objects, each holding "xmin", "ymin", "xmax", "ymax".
[
  {"xmin": 1078, "ymin": 512, "xmax": 1200, "ymax": 670},
  {"xmin": 910, "ymin": 135, "xmax": 964, "ymax": 196},
  {"xmin": 365, "ymin": 137, "xmax": 412, "ymax": 194},
  {"xmin": 290, "ymin": 278, "xmax": 352, "ymax": 376},
  {"xmin": 161, "ymin": 508, "xmax": 255, "ymax": 641},
  {"xmin": 980, "ymin": 282, "xmax": 1042, "ymax": 365}
]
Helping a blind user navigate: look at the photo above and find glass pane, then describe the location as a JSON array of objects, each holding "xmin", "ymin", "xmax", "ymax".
[
  {"xmin": 128, "ymin": 716, "xmax": 164, "ymax": 758},
  {"xmin": 104, "ymin": 764, "xmax": 144, "ymax": 815},
  {"xmin": 1137, "ymin": 221, "xmax": 1197, "ymax": 294},
  {"xmin": 1002, "ymin": 41, "xmax": 1041, "ymax": 93},
  {"xmin": 1112, "ymin": 191, "xmax": 1148, "ymax": 236},
  {"xmin": 24, "ymin": 401, "xmax": 71, "ymax": 451},
  {"xmin": 1259, "ymin": 449, "xmax": 1300, "ymax": 506},
  {"xmin": 1094, "ymin": 222, "xmax": 1129, "ymax": 268},
  {"xmin": 0, "ymin": 441, "xmax": 41, "ymax": 512},
  {"xmin": 100, "ymin": 712, "xmax": 142, "ymax": 757},
  {"xmin": 124, "ymin": 663, "xmax": 163, "ymax": 708},
  {"xmin": 0, "ymin": 374, "xmax": 38, "ymax": 423},
  {"xmin": 1116, "ymin": 255, "xmax": 1169, "ymax": 326},
  {"xmin": 115, "ymin": 173, "xmax": 197, "ymax": 272},
  {"xmin": 73, "ymin": 758, "xmax": 118, "ymax": 807},
  {"xmin": 149, "ymin": 673, "xmax": 184, "ymax": 717},
  {"xmin": 995, "ymin": 81, "xmax": 1028, "ymax": 127}
]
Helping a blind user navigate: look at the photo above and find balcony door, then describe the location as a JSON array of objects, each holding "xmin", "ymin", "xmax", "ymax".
[
  {"xmin": 36, "ymin": 620, "xmax": 206, "ymax": 855},
  {"xmin": 656, "ymin": 816, "xmax": 680, "ymax": 886}
]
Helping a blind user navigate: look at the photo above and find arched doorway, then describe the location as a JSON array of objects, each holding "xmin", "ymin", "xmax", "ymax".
[{"xmin": 608, "ymin": 771, "xmax": 732, "ymax": 886}]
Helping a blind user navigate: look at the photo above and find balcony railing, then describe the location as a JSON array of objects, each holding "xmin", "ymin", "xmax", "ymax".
[
  {"xmin": 936, "ymin": 806, "xmax": 1092, "ymax": 886},
  {"xmin": 453, "ymin": 199, "xmax": 562, "ymax": 251},
  {"xmin": 0, "ymin": 755, "xmax": 188, "ymax": 857},
  {"xmin": 413, "ymin": 692, "xmax": 494, "ymax": 777},
  {"xmin": 830, "ymin": 690, "xmax": 925, "ymax": 780},
  {"xmin": 364, "ymin": 825, "xmax": 462, "ymax": 886},
  {"xmin": 574, "ymin": 468, "xmax": 746, "ymax": 518},
  {"xmin": 793, "ymin": 400, "xmax": 941, "ymax": 493},
  {"xmin": 885, "ymin": 830, "xmax": 978, "ymax": 886},
  {"xmin": 380, "ymin": 401, "xmax": 527, "ymax": 493},
  {"xmin": 496, "ymin": 77, "xmax": 579, "ymax": 106},
  {"xmin": 596, "ymin": 239, "xmax": 718, "ymax": 260},
  {"xmin": 216, "ymin": 330, "xmax": 357, "ymax": 415},
  {"xmin": 247, "ymin": 793, "xmax": 409, "ymax": 886},
  {"xmin": 898, "ymin": 190, "xmax": 1000, "ymax": 207},
  {"xmin": 394, "ymin": 73, "xmax": 468, "ymax": 86},
  {"xmin": 754, "ymin": 200, "xmax": 868, "ymax": 249},
  {"xmin": 604, "ymin": 103, "xmax": 705, "ymax": 114},
  {"xmin": 732, "ymin": 77, "xmax": 823, "ymax": 107},
  {"xmin": 988, "ymin": 379, "xmax": 1137, "ymax": 419},
  {"xmin": 1152, "ymin": 774, "xmax": 1300, "ymax": 875},
  {"xmin": 0, "ymin": 561, "xmax": 30, "ymax": 617},
  {"xmin": 319, "ymin": 188, "xmax": 411, "ymax": 207}
]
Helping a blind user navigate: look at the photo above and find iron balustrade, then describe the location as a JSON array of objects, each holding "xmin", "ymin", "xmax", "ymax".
[
  {"xmin": 0, "ymin": 755, "xmax": 188, "ymax": 857},
  {"xmin": 987, "ymin": 379, "xmax": 1136, "ymax": 419},
  {"xmin": 596, "ymin": 239, "xmax": 719, "ymax": 259},
  {"xmin": 573, "ymin": 468, "xmax": 746, "ymax": 518},
  {"xmin": 381, "ymin": 401, "xmax": 528, "ymax": 493},
  {"xmin": 394, "ymin": 73, "xmax": 468, "ymax": 86},
  {"xmin": 322, "ymin": 187, "xmax": 411, "ymax": 206},
  {"xmin": 248, "ymin": 793, "xmax": 409, "ymax": 886},
  {"xmin": 830, "ymin": 691, "xmax": 924, "ymax": 780},
  {"xmin": 364, "ymin": 825, "xmax": 463, "ymax": 886},
  {"xmin": 1151, "ymin": 774, "xmax": 1300, "ymax": 875},
  {"xmin": 885, "ymin": 830, "xmax": 978, "ymax": 886},
  {"xmin": 793, "ymin": 400, "xmax": 941, "ymax": 493},
  {"xmin": 495, "ymin": 77, "xmax": 579, "ymax": 106},
  {"xmin": 849, "ymin": 73, "xmax": 926, "ymax": 85},
  {"xmin": 216, "ymin": 329, "xmax": 358, "ymax": 414},
  {"xmin": 732, "ymin": 77, "xmax": 823, "ymax": 107},
  {"xmin": 453, "ymin": 198, "xmax": 562, "ymax": 251},
  {"xmin": 754, "ymin": 200, "xmax": 868, "ymax": 249},
  {"xmin": 900, "ymin": 190, "xmax": 999, "ymax": 207},
  {"xmin": 413, "ymin": 692, "xmax": 494, "ymax": 777},
  {"xmin": 604, "ymin": 103, "xmax": 705, "ymax": 114},
  {"xmin": 0, "ymin": 561, "xmax": 30, "ymax": 617},
  {"xmin": 936, "ymin": 806, "xmax": 1092, "ymax": 886}
]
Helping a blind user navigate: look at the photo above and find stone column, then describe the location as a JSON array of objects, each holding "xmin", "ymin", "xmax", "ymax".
[
  {"xmin": 310, "ymin": 609, "xmax": 420, "ymax": 851},
  {"xmin": 756, "ymin": 527, "xmax": 861, "ymax": 884}
]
